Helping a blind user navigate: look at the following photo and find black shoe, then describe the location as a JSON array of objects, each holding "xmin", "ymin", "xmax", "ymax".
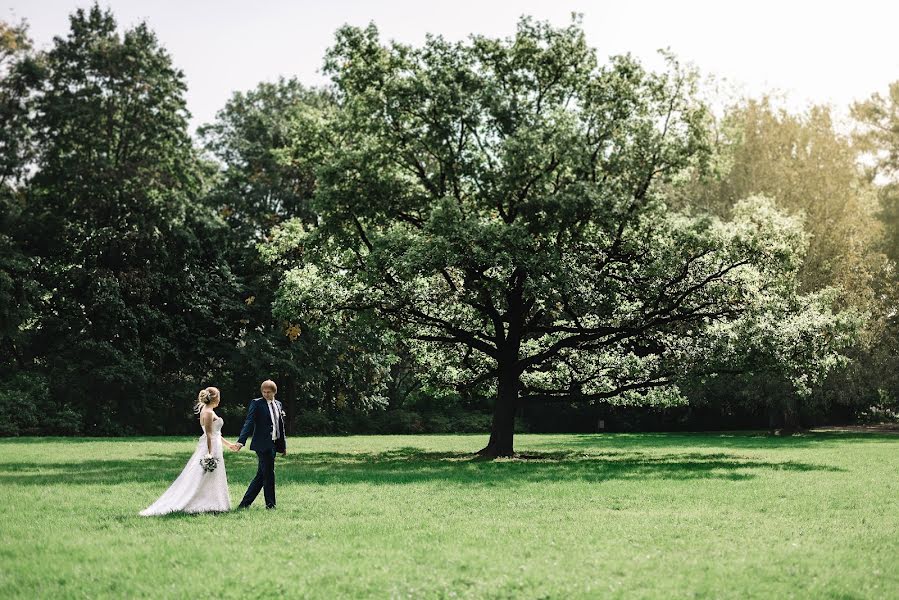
[
  {"xmin": 237, "ymin": 504, "xmax": 250, "ymax": 510},
  {"xmin": 265, "ymin": 505, "xmax": 276, "ymax": 510}
]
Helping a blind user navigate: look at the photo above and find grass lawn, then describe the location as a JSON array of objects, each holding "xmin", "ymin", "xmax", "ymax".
[{"xmin": 1, "ymin": 431, "xmax": 897, "ymax": 599}]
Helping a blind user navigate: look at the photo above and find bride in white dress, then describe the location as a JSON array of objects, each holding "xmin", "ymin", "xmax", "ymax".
[{"xmin": 140, "ymin": 387, "xmax": 238, "ymax": 516}]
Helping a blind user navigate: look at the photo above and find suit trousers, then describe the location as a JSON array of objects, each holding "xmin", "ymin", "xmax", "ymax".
[{"xmin": 239, "ymin": 448, "xmax": 276, "ymax": 508}]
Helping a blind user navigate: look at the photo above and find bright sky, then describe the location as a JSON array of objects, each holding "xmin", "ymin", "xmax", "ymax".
[{"xmin": 5, "ymin": 1, "xmax": 899, "ymax": 134}]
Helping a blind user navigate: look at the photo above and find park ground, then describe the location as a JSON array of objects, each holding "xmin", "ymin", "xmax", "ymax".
[{"xmin": 1, "ymin": 431, "xmax": 897, "ymax": 599}]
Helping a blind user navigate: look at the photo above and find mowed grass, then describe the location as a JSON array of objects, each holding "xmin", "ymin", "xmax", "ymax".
[{"xmin": 1, "ymin": 432, "xmax": 898, "ymax": 599}]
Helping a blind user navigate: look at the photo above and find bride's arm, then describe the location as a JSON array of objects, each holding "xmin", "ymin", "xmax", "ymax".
[
  {"xmin": 201, "ymin": 412, "xmax": 215, "ymax": 454},
  {"xmin": 220, "ymin": 437, "xmax": 236, "ymax": 451}
]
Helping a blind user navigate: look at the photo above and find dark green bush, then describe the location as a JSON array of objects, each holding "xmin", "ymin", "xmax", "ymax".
[{"xmin": 0, "ymin": 371, "xmax": 71, "ymax": 435}]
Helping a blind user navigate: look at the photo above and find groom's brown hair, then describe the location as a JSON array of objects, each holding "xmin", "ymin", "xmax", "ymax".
[{"xmin": 260, "ymin": 379, "xmax": 277, "ymax": 393}]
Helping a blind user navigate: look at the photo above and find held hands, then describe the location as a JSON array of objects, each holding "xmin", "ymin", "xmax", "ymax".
[{"xmin": 233, "ymin": 442, "xmax": 243, "ymax": 451}]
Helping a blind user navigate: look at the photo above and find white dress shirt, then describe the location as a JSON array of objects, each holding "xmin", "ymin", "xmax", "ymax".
[{"xmin": 266, "ymin": 400, "xmax": 278, "ymax": 441}]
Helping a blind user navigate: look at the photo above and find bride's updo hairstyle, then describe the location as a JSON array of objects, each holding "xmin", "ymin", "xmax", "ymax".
[{"xmin": 194, "ymin": 387, "xmax": 220, "ymax": 414}]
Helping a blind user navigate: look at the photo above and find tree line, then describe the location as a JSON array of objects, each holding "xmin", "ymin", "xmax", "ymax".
[{"xmin": 2, "ymin": 7, "xmax": 898, "ymax": 453}]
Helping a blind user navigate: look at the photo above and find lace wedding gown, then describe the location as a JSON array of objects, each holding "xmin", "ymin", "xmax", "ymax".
[{"xmin": 140, "ymin": 415, "xmax": 231, "ymax": 516}]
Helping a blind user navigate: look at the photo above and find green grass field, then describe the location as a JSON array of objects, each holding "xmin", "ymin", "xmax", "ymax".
[{"xmin": 1, "ymin": 432, "xmax": 897, "ymax": 599}]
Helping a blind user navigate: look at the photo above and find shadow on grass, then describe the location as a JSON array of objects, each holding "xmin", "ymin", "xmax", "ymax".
[
  {"xmin": 553, "ymin": 431, "xmax": 899, "ymax": 451},
  {"xmin": 0, "ymin": 444, "xmax": 844, "ymax": 487},
  {"xmin": 3, "ymin": 430, "xmax": 893, "ymax": 448}
]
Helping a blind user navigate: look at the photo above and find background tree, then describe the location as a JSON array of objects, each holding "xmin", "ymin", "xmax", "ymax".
[
  {"xmin": 0, "ymin": 19, "xmax": 35, "ymax": 187},
  {"xmin": 694, "ymin": 265, "xmax": 862, "ymax": 433},
  {"xmin": 0, "ymin": 19, "xmax": 47, "ymax": 434},
  {"xmin": 853, "ymin": 83, "xmax": 899, "ymax": 265},
  {"xmin": 0, "ymin": 5, "xmax": 882, "ymax": 438},
  {"xmin": 0, "ymin": 19, "xmax": 35, "ymax": 356},
  {"xmin": 675, "ymin": 97, "xmax": 887, "ymax": 308},
  {"xmin": 671, "ymin": 97, "xmax": 890, "ymax": 427},
  {"xmin": 263, "ymin": 19, "xmax": 851, "ymax": 456},
  {"xmin": 20, "ymin": 5, "xmax": 241, "ymax": 434},
  {"xmin": 200, "ymin": 78, "xmax": 397, "ymax": 428},
  {"xmin": 853, "ymin": 82, "xmax": 899, "ymax": 178},
  {"xmin": 199, "ymin": 78, "xmax": 330, "ymax": 243},
  {"xmin": 850, "ymin": 82, "xmax": 899, "ymax": 417}
]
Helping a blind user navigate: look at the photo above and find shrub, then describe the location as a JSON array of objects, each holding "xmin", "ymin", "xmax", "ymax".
[
  {"xmin": 423, "ymin": 413, "xmax": 452, "ymax": 433},
  {"xmin": 449, "ymin": 412, "xmax": 491, "ymax": 433},
  {"xmin": 294, "ymin": 409, "xmax": 334, "ymax": 435},
  {"xmin": 0, "ymin": 371, "xmax": 74, "ymax": 436}
]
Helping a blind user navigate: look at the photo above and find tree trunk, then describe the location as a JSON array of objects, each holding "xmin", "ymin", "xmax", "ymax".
[
  {"xmin": 781, "ymin": 395, "xmax": 801, "ymax": 435},
  {"xmin": 767, "ymin": 403, "xmax": 780, "ymax": 433},
  {"xmin": 477, "ymin": 267, "xmax": 525, "ymax": 458},
  {"xmin": 478, "ymin": 366, "xmax": 518, "ymax": 458}
]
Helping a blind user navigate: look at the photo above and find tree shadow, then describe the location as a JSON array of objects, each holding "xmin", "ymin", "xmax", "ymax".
[
  {"xmin": 3, "ymin": 430, "xmax": 890, "ymax": 450},
  {"xmin": 557, "ymin": 431, "xmax": 899, "ymax": 451},
  {"xmin": 0, "ymin": 445, "xmax": 844, "ymax": 488}
]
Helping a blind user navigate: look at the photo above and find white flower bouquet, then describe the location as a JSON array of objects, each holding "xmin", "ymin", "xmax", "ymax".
[{"xmin": 199, "ymin": 453, "xmax": 218, "ymax": 473}]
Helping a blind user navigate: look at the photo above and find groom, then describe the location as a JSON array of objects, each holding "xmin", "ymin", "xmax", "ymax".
[{"xmin": 235, "ymin": 379, "xmax": 287, "ymax": 509}]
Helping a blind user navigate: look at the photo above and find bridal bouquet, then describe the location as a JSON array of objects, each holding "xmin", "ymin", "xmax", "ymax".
[{"xmin": 200, "ymin": 454, "xmax": 218, "ymax": 473}]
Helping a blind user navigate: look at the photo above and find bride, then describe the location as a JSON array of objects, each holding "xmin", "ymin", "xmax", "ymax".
[{"xmin": 140, "ymin": 387, "xmax": 238, "ymax": 516}]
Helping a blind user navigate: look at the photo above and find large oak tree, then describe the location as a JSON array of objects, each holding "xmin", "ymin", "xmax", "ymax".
[{"xmin": 265, "ymin": 19, "xmax": 848, "ymax": 455}]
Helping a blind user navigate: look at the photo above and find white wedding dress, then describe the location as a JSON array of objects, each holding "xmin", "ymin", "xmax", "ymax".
[{"xmin": 140, "ymin": 415, "xmax": 231, "ymax": 516}]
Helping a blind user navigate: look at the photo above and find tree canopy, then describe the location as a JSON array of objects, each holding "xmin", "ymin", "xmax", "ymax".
[
  {"xmin": 16, "ymin": 6, "xmax": 241, "ymax": 433},
  {"xmin": 261, "ymin": 18, "xmax": 858, "ymax": 455},
  {"xmin": 0, "ymin": 7, "xmax": 888, "ymax": 441}
]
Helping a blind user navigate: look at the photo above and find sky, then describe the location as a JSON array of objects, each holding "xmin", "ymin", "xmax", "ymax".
[{"xmin": 4, "ymin": 1, "xmax": 899, "ymax": 134}]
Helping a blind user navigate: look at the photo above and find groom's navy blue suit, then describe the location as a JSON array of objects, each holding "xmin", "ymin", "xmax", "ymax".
[{"xmin": 237, "ymin": 397, "xmax": 286, "ymax": 509}]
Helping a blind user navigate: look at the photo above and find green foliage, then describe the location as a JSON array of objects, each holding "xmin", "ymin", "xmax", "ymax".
[
  {"xmin": 199, "ymin": 77, "xmax": 402, "ymax": 419},
  {"xmin": 0, "ymin": 372, "xmax": 43, "ymax": 435},
  {"xmin": 0, "ymin": 189, "xmax": 37, "ymax": 361},
  {"xmin": 852, "ymin": 82, "xmax": 899, "ymax": 275},
  {"xmin": 199, "ymin": 77, "xmax": 331, "ymax": 242},
  {"xmin": 676, "ymin": 97, "xmax": 888, "ymax": 308},
  {"xmin": 848, "ymin": 82, "xmax": 899, "ymax": 417},
  {"xmin": 0, "ymin": 19, "xmax": 37, "ymax": 185},
  {"xmin": 0, "ymin": 19, "xmax": 41, "ymax": 374},
  {"xmin": 0, "ymin": 370, "xmax": 82, "ymax": 435},
  {"xmin": 0, "ymin": 6, "xmax": 885, "ymax": 437},
  {"xmin": 668, "ymin": 97, "xmax": 889, "ymax": 427},
  {"xmin": 853, "ymin": 81, "xmax": 899, "ymax": 182},
  {"xmin": 264, "ymin": 18, "xmax": 856, "ymax": 452},
  {"xmin": 692, "ymin": 197, "xmax": 863, "ymax": 396},
  {"xmin": 15, "ymin": 5, "xmax": 242, "ymax": 433},
  {"xmin": 290, "ymin": 407, "xmax": 493, "ymax": 436}
]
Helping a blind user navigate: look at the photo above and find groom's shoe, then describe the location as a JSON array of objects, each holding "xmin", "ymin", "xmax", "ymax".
[{"xmin": 265, "ymin": 504, "xmax": 276, "ymax": 510}]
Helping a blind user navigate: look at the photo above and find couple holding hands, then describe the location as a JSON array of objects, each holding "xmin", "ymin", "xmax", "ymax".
[{"xmin": 140, "ymin": 379, "xmax": 287, "ymax": 516}]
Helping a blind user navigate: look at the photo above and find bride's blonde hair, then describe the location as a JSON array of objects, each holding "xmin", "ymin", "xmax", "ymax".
[{"xmin": 194, "ymin": 387, "xmax": 220, "ymax": 414}]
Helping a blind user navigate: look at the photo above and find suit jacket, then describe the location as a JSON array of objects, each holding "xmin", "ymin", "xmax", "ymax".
[{"xmin": 237, "ymin": 398, "xmax": 287, "ymax": 453}]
